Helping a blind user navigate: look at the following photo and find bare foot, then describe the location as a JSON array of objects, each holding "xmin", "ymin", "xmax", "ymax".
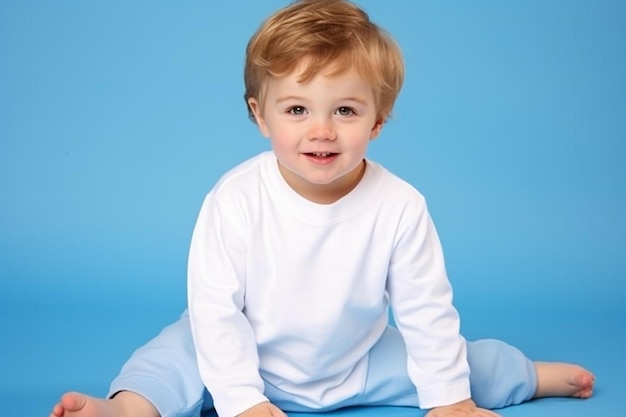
[
  {"xmin": 49, "ymin": 391, "xmax": 159, "ymax": 417},
  {"xmin": 49, "ymin": 392, "xmax": 116, "ymax": 417},
  {"xmin": 533, "ymin": 362, "xmax": 595, "ymax": 399}
]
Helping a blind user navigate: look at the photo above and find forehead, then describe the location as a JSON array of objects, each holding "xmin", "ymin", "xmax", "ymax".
[{"xmin": 265, "ymin": 66, "xmax": 375, "ymax": 98}]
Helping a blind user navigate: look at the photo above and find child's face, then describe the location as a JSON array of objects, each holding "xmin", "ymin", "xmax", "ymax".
[{"xmin": 248, "ymin": 67, "xmax": 383, "ymax": 203}]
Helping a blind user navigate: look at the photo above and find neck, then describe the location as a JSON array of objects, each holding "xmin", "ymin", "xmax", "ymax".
[{"xmin": 279, "ymin": 160, "xmax": 366, "ymax": 205}]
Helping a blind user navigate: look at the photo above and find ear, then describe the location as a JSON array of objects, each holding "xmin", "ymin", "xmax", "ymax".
[
  {"xmin": 369, "ymin": 118, "xmax": 384, "ymax": 140},
  {"xmin": 247, "ymin": 98, "xmax": 270, "ymax": 138}
]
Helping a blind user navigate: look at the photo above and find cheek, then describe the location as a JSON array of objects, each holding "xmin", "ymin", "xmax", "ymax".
[
  {"xmin": 268, "ymin": 130, "xmax": 294, "ymax": 154},
  {"xmin": 351, "ymin": 126, "xmax": 377, "ymax": 147},
  {"xmin": 268, "ymin": 122, "xmax": 295, "ymax": 143}
]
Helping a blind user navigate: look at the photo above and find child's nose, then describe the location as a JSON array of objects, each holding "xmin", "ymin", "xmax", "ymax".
[{"xmin": 307, "ymin": 117, "xmax": 337, "ymax": 141}]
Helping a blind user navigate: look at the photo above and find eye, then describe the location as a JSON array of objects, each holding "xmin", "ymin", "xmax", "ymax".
[
  {"xmin": 336, "ymin": 107, "xmax": 356, "ymax": 116},
  {"xmin": 287, "ymin": 106, "xmax": 307, "ymax": 116}
]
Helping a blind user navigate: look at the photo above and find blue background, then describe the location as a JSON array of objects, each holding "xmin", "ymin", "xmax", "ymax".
[{"xmin": 1, "ymin": 1, "xmax": 624, "ymax": 416}]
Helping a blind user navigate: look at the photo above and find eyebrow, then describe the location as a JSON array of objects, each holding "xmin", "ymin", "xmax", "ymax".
[
  {"xmin": 275, "ymin": 95, "xmax": 369, "ymax": 105},
  {"xmin": 275, "ymin": 95, "xmax": 305, "ymax": 103}
]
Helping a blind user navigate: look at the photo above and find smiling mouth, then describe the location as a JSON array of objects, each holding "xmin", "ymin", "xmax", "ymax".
[{"xmin": 305, "ymin": 152, "xmax": 337, "ymax": 157}]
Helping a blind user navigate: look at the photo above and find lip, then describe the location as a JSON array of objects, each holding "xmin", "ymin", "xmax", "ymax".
[{"xmin": 303, "ymin": 152, "xmax": 339, "ymax": 165}]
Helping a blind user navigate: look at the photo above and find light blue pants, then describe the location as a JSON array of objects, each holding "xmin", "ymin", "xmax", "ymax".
[{"xmin": 109, "ymin": 310, "xmax": 537, "ymax": 417}]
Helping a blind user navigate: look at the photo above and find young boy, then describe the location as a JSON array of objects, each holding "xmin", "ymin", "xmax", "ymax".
[{"xmin": 51, "ymin": 1, "xmax": 595, "ymax": 416}]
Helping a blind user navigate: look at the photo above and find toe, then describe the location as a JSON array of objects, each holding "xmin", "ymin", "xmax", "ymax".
[
  {"xmin": 61, "ymin": 392, "xmax": 87, "ymax": 411},
  {"xmin": 51, "ymin": 402, "xmax": 64, "ymax": 417}
]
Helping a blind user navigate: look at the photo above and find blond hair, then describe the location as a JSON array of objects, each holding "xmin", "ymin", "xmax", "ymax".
[{"xmin": 244, "ymin": 0, "xmax": 405, "ymax": 123}]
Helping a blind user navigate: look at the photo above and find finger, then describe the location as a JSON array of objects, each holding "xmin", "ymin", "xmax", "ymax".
[{"xmin": 475, "ymin": 409, "xmax": 501, "ymax": 417}]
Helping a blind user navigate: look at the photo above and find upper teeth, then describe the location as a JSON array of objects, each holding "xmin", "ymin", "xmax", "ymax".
[{"xmin": 314, "ymin": 152, "xmax": 330, "ymax": 157}]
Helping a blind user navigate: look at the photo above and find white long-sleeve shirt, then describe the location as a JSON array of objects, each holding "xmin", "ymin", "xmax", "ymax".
[{"xmin": 188, "ymin": 151, "xmax": 470, "ymax": 416}]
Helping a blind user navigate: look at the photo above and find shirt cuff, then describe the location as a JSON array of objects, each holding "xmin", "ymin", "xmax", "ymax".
[
  {"xmin": 213, "ymin": 386, "xmax": 269, "ymax": 417},
  {"xmin": 417, "ymin": 378, "xmax": 471, "ymax": 409}
]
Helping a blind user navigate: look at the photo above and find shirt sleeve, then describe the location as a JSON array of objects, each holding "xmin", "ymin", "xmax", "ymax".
[
  {"xmin": 386, "ymin": 197, "xmax": 471, "ymax": 409},
  {"xmin": 187, "ymin": 192, "xmax": 268, "ymax": 416}
]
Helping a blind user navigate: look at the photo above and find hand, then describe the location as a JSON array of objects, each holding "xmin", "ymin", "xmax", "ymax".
[
  {"xmin": 425, "ymin": 399, "xmax": 501, "ymax": 417},
  {"xmin": 236, "ymin": 401, "xmax": 288, "ymax": 417}
]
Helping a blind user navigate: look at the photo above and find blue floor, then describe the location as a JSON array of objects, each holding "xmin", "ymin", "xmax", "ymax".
[{"xmin": 1, "ymin": 290, "xmax": 623, "ymax": 416}]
